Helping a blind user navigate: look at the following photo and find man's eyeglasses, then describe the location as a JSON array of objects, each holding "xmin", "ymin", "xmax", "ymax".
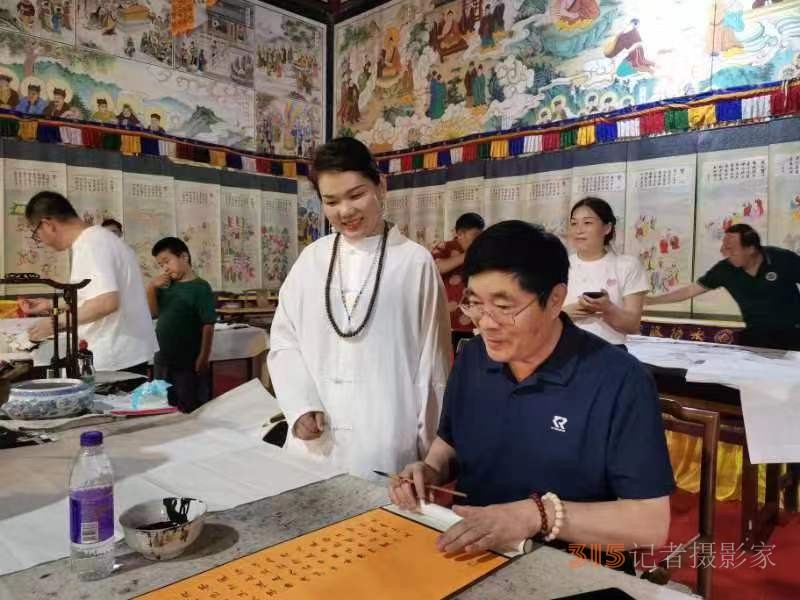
[
  {"xmin": 458, "ymin": 295, "xmax": 538, "ymax": 327},
  {"xmin": 30, "ymin": 220, "xmax": 44, "ymax": 243}
]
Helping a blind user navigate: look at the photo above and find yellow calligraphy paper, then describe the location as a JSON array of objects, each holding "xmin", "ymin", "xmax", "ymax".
[{"xmin": 138, "ymin": 508, "xmax": 510, "ymax": 600}]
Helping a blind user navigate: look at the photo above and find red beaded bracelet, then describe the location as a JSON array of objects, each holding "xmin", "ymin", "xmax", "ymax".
[{"xmin": 530, "ymin": 492, "xmax": 548, "ymax": 538}]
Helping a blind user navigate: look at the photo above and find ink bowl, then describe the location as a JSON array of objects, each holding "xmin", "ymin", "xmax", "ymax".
[
  {"xmin": 119, "ymin": 497, "xmax": 207, "ymax": 560},
  {"xmin": 3, "ymin": 378, "xmax": 92, "ymax": 420}
]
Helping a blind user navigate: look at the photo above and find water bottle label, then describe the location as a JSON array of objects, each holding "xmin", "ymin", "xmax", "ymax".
[{"xmin": 69, "ymin": 486, "xmax": 114, "ymax": 544}]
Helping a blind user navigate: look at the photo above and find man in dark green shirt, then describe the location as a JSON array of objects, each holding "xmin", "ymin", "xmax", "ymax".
[
  {"xmin": 645, "ymin": 224, "xmax": 800, "ymax": 350},
  {"xmin": 147, "ymin": 237, "xmax": 217, "ymax": 412}
]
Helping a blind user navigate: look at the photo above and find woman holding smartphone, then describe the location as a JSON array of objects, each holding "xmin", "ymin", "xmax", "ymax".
[{"xmin": 564, "ymin": 197, "xmax": 649, "ymax": 347}]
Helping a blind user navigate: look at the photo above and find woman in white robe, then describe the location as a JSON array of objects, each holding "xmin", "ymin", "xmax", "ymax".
[{"xmin": 268, "ymin": 138, "xmax": 451, "ymax": 481}]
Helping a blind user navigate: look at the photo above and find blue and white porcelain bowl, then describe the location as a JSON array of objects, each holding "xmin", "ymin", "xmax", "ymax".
[{"xmin": 3, "ymin": 379, "xmax": 93, "ymax": 420}]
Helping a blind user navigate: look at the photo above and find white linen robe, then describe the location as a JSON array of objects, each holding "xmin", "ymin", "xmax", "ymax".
[{"xmin": 268, "ymin": 225, "xmax": 452, "ymax": 480}]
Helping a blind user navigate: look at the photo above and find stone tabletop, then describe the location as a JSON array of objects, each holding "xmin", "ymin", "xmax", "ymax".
[{"xmin": 0, "ymin": 474, "xmax": 696, "ymax": 600}]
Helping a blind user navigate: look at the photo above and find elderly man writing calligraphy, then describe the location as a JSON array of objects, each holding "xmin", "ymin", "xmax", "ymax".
[{"xmin": 390, "ymin": 220, "xmax": 674, "ymax": 570}]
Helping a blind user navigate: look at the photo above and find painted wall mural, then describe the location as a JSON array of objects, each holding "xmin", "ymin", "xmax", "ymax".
[
  {"xmin": 254, "ymin": 5, "xmax": 325, "ymax": 157},
  {"xmin": 0, "ymin": 1, "xmax": 325, "ymax": 153},
  {"xmin": 334, "ymin": 0, "xmax": 800, "ymax": 151}
]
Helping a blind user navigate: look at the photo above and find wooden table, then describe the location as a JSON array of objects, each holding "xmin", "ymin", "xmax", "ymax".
[
  {"xmin": 648, "ymin": 365, "xmax": 798, "ymax": 548},
  {"xmin": 216, "ymin": 306, "xmax": 276, "ymax": 324},
  {"xmin": 208, "ymin": 325, "xmax": 269, "ymax": 385},
  {"xmin": 0, "ymin": 471, "xmax": 697, "ymax": 600},
  {"xmin": 217, "ymin": 293, "xmax": 278, "ymax": 307}
]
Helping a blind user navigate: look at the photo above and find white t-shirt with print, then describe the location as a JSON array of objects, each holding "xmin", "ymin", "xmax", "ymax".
[
  {"xmin": 71, "ymin": 225, "xmax": 158, "ymax": 371},
  {"xmin": 566, "ymin": 252, "xmax": 649, "ymax": 345}
]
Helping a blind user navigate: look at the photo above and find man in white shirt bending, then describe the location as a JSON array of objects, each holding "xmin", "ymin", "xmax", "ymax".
[
  {"xmin": 20, "ymin": 191, "xmax": 158, "ymax": 373},
  {"xmin": 268, "ymin": 137, "xmax": 451, "ymax": 480}
]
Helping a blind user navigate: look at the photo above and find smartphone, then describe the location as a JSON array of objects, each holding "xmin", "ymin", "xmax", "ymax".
[
  {"xmin": 583, "ymin": 291, "xmax": 605, "ymax": 299},
  {"xmin": 553, "ymin": 588, "xmax": 637, "ymax": 600}
]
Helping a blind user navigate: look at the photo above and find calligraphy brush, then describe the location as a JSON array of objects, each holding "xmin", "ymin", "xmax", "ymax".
[{"xmin": 373, "ymin": 470, "xmax": 468, "ymax": 498}]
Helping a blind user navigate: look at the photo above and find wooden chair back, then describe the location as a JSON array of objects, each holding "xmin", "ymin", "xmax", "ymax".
[{"xmin": 642, "ymin": 395, "xmax": 720, "ymax": 598}]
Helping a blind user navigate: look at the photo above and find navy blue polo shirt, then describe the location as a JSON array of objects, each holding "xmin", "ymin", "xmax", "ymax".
[
  {"xmin": 697, "ymin": 246, "xmax": 800, "ymax": 348},
  {"xmin": 438, "ymin": 316, "xmax": 675, "ymax": 507}
]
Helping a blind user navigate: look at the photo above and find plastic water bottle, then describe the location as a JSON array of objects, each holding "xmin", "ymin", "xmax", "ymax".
[{"xmin": 69, "ymin": 431, "xmax": 115, "ymax": 580}]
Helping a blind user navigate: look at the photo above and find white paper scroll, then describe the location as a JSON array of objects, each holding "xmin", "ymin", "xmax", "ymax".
[
  {"xmin": 297, "ymin": 177, "xmax": 323, "ymax": 253},
  {"xmin": 625, "ymin": 155, "xmax": 696, "ymax": 314},
  {"xmin": 694, "ymin": 148, "xmax": 769, "ymax": 317},
  {"xmin": 768, "ymin": 142, "xmax": 800, "ymax": 256},
  {"xmin": 526, "ymin": 168, "xmax": 572, "ymax": 244},
  {"xmin": 385, "ymin": 188, "xmax": 412, "ymax": 239},
  {"xmin": 3, "ymin": 159, "xmax": 70, "ymax": 293},
  {"xmin": 261, "ymin": 191, "xmax": 298, "ymax": 289},
  {"xmin": 409, "ymin": 185, "xmax": 445, "ymax": 248},
  {"xmin": 484, "ymin": 176, "xmax": 524, "ymax": 226},
  {"xmin": 122, "ymin": 172, "xmax": 176, "ymax": 281},
  {"xmin": 67, "ymin": 165, "xmax": 124, "ymax": 228},
  {"xmin": 443, "ymin": 177, "xmax": 486, "ymax": 238},
  {"xmin": 221, "ymin": 186, "xmax": 262, "ymax": 292},
  {"xmin": 175, "ymin": 179, "xmax": 222, "ymax": 290}
]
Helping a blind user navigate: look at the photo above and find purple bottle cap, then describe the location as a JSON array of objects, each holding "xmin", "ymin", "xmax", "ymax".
[{"xmin": 80, "ymin": 431, "xmax": 103, "ymax": 447}]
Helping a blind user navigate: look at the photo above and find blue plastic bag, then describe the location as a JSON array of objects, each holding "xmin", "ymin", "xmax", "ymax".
[{"xmin": 130, "ymin": 380, "xmax": 172, "ymax": 410}]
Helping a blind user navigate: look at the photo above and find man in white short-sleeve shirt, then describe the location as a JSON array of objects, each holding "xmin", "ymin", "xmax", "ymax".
[{"xmin": 21, "ymin": 191, "xmax": 157, "ymax": 372}]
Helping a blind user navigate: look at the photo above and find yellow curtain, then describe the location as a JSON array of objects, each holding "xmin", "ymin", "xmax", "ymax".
[
  {"xmin": 489, "ymin": 140, "xmax": 509, "ymax": 159},
  {"xmin": 688, "ymin": 105, "xmax": 717, "ymax": 129},
  {"xmin": 577, "ymin": 125, "xmax": 596, "ymax": 146},
  {"xmin": 19, "ymin": 120, "xmax": 38, "ymax": 141},
  {"xmin": 120, "ymin": 135, "xmax": 141, "ymax": 156},
  {"xmin": 209, "ymin": 150, "xmax": 227, "ymax": 167},
  {"xmin": 282, "ymin": 162, "xmax": 297, "ymax": 178},
  {"xmin": 423, "ymin": 152, "xmax": 438, "ymax": 169},
  {"xmin": 666, "ymin": 431, "xmax": 766, "ymax": 502}
]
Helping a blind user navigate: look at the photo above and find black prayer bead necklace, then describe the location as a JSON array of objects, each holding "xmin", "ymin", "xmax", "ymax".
[{"xmin": 324, "ymin": 221, "xmax": 389, "ymax": 338}]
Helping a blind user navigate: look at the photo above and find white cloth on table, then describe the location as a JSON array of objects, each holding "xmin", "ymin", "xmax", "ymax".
[
  {"xmin": 686, "ymin": 355, "xmax": 800, "ymax": 464},
  {"xmin": 210, "ymin": 324, "xmax": 268, "ymax": 362},
  {"xmin": 268, "ymin": 225, "xmax": 451, "ymax": 482},
  {"xmin": 0, "ymin": 380, "xmax": 344, "ymax": 576},
  {"xmin": 70, "ymin": 225, "xmax": 158, "ymax": 371},
  {"xmin": 627, "ymin": 336, "xmax": 800, "ymax": 463},
  {"xmin": 18, "ymin": 323, "xmax": 267, "ymax": 368}
]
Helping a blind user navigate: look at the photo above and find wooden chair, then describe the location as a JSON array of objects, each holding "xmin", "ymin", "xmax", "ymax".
[{"xmin": 641, "ymin": 395, "xmax": 720, "ymax": 599}]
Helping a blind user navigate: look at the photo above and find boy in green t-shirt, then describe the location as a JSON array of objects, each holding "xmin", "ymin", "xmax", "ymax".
[{"xmin": 147, "ymin": 237, "xmax": 217, "ymax": 412}]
